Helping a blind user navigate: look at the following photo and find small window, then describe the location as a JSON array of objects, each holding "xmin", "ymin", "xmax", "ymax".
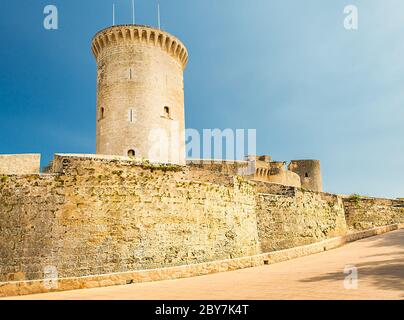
[
  {"xmin": 163, "ymin": 106, "xmax": 170, "ymax": 118},
  {"xmin": 99, "ymin": 107, "xmax": 104, "ymax": 120},
  {"xmin": 128, "ymin": 108, "xmax": 135, "ymax": 123},
  {"xmin": 128, "ymin": 149, "xmax": 136, "ymax": 158},
  {"xmin": 305, "ymin": 173, "xmax": 309, "ymax": 178}
]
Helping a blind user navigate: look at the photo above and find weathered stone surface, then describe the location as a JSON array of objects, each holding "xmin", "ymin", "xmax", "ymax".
[
  {"xmin": 0, "ymin": 154, "xmax": 260, "ymax": 283},
  {"xmin": 256, "ymin": 184, "xmax": 347, "ymax": 252},
  {"xmin": 343, "ymin": 196, "xmax": 404, "ymax": 230},
  {"xmin": 0, "ymin": 225, "xmax": 399, "ymax": 298},
  {"xmin": 0, "ymin": 154, "xmax": 40, "ymax": 175},
  {"xmin": 186, "ymin": 159, "xmax": 252, "ymax": 178}
]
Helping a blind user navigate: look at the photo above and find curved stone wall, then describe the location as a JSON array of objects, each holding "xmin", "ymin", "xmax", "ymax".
[
  {"xmin": 93, "ymin": 25, "xmax": 188, "ymax": 164},
  {"xmin": 253, "ymin": 161, "xmax": 301, "ymax": 188},
  {"xmin": 288, "ymin": 160, "xmax": 323, "ymax": 192}
]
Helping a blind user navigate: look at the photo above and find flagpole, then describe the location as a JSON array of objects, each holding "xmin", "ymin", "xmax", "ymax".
[
  {"xmin": 112, "ymin": 3, "xmax": 115, "ymax": 26},
  {"xmin": 132, "ymin": 0, "xmax": 135, "ymax": 24},
  {"xmin": 158, "ymin": 2, "xmax": 161, "ymax": 29}
]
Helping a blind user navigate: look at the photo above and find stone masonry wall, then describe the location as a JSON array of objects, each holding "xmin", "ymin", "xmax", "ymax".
[
  {"xmin": 0, "ymin": 155, "xmax": 259, "ymax": 282},
  {"xmin": 343, "ymin": 197, "xmax": 404, "ymax": 230},
  {"xmin": 1, "ymin": 154, "xmax": 403, "ymax": 285},
  {"xmin": 186, "ymin": 159, "xmax": 253, "ymax": 181},
  {"xmin": 256, "ymin": 184, "xmax": 347, "ymax": 252},
  {"xmin": 0, "ymin": 154, "xmax": 41, "ymax": 175}
]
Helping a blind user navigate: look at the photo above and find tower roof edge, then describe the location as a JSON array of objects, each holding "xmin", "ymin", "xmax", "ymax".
[{"xmin": 91, "ymin": 24, "xmax": 189, "ymax": 69}]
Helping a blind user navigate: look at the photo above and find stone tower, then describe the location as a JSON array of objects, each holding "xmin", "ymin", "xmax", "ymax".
[
  {"xmin": 288, "ymin": 160, "xmax": 323, "ymax": 192},
  {"xmin": 91, "ymin": 25, "xmax": 188, "ymax": 164}
]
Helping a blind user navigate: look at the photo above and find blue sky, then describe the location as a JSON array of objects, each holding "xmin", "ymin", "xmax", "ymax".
[{"xmin": 0, "ymin": 0, "xmax": 403, "ymax": 198}]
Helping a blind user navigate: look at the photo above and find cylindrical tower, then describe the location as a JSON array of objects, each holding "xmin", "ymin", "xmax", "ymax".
[
  {"xmin": 288, "ymin": 160, "xmax": 323, "ymax": 192},
  {"xmin": 91, "ymin": 25, "xmax": 188, "ymax": 164}
]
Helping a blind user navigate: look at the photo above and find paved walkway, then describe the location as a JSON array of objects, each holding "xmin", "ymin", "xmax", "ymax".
[{"xmin": 5, "ymin": 229, "xmax": 404, "ymax": 300}]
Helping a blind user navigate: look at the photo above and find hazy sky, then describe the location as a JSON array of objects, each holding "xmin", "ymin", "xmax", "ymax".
[{"xmin": 0, "ymin": 0, "xmax": 403, "ymax": 198}]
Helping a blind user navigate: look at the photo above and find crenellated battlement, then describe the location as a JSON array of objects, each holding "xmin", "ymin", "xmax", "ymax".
[{"xmin": 91, "ymin": 24, "xmax": 188, "ymax": 69}]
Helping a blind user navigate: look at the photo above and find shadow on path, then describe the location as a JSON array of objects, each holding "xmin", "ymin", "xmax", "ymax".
[{"xmin": 299, "ymin": 230, "xmax": 404, "ymax": 297}]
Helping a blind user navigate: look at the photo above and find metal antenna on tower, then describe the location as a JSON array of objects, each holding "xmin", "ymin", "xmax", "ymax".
[
  {"xmin": 112, "ymin": 3, "xmax": 116, "ymax": 26},
  {"xmin": 157, "ymin": 2, "xmax": 161, "ymax": 29},
  {"xmin": 132, "ymin": 0, "xmax": 136, "ymax": 24}
]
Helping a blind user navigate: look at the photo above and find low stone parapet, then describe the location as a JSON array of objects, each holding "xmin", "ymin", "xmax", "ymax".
[{"xmin": 0, "ymin": 154, "xmax": 40, "ymax": 175}]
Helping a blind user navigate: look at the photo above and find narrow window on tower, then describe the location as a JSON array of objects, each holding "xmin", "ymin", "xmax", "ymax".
[
  {"xmin": 163, "ymin": 106, "xmax": 170, "ymax": 118},
  {"xmin": 305, "ymin": 173, "xmax": 309, "ymax": 178},
  {"xmin": 129, "ymin": 68, "xmax": 132, "ymax": 80},
  {"xmin": 99, "ymin": 107, "xmax": 104, "ymax": 121},
  {"xmin": 128, "ymin": 108, "xmax": 135, "ymax": 123},
  {"xmin": 128, "ymin": 149, "xmax": 135, "ymax": 158}
]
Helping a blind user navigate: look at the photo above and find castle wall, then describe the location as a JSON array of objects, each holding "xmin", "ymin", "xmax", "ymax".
[
  {"xmin": 343, "ymin": 197, "xmax": 404, "ymax": 230},
  {"xmin": 256, "ymin": 184, "xmax": 347, "ymax": 252},
  {"xmin": 186, "ymin": 159, "xmax": 253, "ymax": 179},
  {"xmin": 253, "ymin": 159, "xmax": 301, "ymax": 188},
  {"xmin": 0, "ymin": 174, "xmax": 63, "ymax": 282},
  {"xmin": 0, "ymin": 155, "xmax": 260, "ymax": 282},
  {"xmin": 254, "ymin": 169, "xmax": 301, "ymax": 188},
  {"xmin": 1, "ymin": 154, "xmax": 403, "ymax": 295},
  {"xmin": 0, "ymin": 154, "xmax": 40, "ymax": 175}
]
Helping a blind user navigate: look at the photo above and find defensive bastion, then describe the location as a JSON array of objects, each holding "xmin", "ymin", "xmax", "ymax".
[{"xmin": 0, "ymin": 153, "xmax": 403, "ymax": 297}]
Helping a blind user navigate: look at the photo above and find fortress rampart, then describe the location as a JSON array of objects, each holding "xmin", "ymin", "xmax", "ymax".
[
  {"xmin": 251, "ymin": 156, "xmax": 303, "ymax": 189},
  {"xmin": 0, "ymin": 155, "xmax": 260, "ymax": 283},
  {"xmin": 343, "ymin": 196, "xmax": 404, "ymax": 230},
  {"xmin": 1, "ymin": 154, "xmax": 403, "ymax": 296},
  {"xmin": 256, "ymin": 187, "xmax": 347, "ymax": 252}
]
